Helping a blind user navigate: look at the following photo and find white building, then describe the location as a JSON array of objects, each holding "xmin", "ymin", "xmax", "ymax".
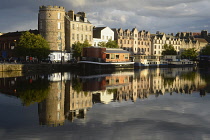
[
  {"xmin": 93, "ymin": 27, "xmax": 114, "ymax": 46},
  {"xmin": 48, "ymin": 51, "xmax": 72, "ymax": 63}
]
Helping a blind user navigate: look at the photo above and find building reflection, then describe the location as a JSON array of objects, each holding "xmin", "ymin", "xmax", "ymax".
[
  {"xmin": 0, "ymin": 67, "xmax": 208, "ymax": 127},
  {"xmin": 64, "ymin": 79, "xmax": 92, "ymax": 122},
  {"xmin": 38, "ymin": 73, "xmax": 66, "ymax": 127}
]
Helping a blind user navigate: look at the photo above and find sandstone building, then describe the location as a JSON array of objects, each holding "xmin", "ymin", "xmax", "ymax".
[
  {"xmin": 151, "ymin": 33, "xmax": 182, "ymax": 56},
  {"xmin": 38, "ymin": 5, "xmax": 93, "ymax": 53},
  {"xmin": 112, "ymin": 28, "xmax": 151, "ymax": 55}
]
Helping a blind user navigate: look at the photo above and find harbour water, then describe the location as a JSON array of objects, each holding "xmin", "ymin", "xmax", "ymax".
[{"xmin": 0, "ymin": 67, "xmax": 210, "ymax": 140}]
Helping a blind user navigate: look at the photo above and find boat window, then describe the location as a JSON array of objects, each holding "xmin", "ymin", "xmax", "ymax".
[
  {"xmin": 106, "ymin": 54, "xmax": 110, "ymax": 59},
  {"xmin": 111, "ymin": 54, "xmax": 115, "ymax": 59},
  {"xmin": 116, "ymin": 55, "xmax": 119, "ymax": 59}
]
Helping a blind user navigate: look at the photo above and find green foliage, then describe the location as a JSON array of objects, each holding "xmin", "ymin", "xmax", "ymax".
[
  {"xmin": 98, "ymin": 42, "xmax": 106, "ymax": 47},
  {"xmin": 107, "ymin": 89, "xmax": 118, "ymax": 94},
  {"xmin": 72, "ymin": 78, "xmax": 82, "ymax": 93},
  {"xmin": 181, "ymin": 48, "xmax": 198, "ymax": 60},
  {"xmin": 162, "ymin": 44, "xmax": 177, "ymax": 55},
  {"xmin": 163, "ymin": 77, "xmax": 175, "ymax": 86},
  {"xmin": 200, "ymin": 45, "xmax": 210, "ymax": 55},
  {"xmin": 180, "ymin": 72, "xmax": 196, "ymax": 81},
  {"xmin": 17, "ymin": 79, "xmax": 50, "ymax": 106},
  {"xmin": 16, "ymin": 31, "xmax": 50, "ymax": 60},
  {"xmin": 98, "ymin": 39, "xmax": 119, "ymax": 48},
  {"xmin": 72, "ymin": 40, "xmax": 91, "ymax": 58},
  {"xmin": 106, "ymin": 39, "xmax": 119, "ymax": 48},
  {"xmin": 84, "ymin": 91, "xmax": 89, "ymax": 96}
]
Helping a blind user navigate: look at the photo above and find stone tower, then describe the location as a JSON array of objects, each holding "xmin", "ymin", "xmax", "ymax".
[{"xmin": 38, "ymin": 6, "xmax": 65, "ymax": 51}]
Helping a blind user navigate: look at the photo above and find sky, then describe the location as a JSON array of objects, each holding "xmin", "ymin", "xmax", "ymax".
[{"xmin": 0, "ymin": 0, "xmax": 210, "ymax": 34}]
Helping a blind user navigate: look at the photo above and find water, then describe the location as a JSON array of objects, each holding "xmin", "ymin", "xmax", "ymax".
[{"xmin": 0, "ymin": 67, "xmax": 210, "ymax": 140}]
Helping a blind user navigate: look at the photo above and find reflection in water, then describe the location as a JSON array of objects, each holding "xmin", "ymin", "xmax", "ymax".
[{"xmin": 0, "ymin": 67, "xmax": 209, "ymax": 127}]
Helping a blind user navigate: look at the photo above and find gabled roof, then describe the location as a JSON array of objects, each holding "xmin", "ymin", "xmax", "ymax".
[
  {"xmin": 194, "ymin": 38, "xmax": 208, "ymax": 43},
  {"xmin": 93, "ymin": 27, "xmax": 111, "ymax": 38}
]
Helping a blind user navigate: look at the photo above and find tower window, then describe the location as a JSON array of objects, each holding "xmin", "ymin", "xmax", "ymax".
[
  {"xmin": 58, "ymin": 13, "xmax": 61, "ymax": 19},
  {"xmin": 58, "ymin": 32, "xmax": 61, "ymax": 40},
  {"xmin": 58, "ymin": 22, "xmax": 61, "ymax": 29}
]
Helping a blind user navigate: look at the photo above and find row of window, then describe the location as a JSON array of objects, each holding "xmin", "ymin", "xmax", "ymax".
[
  {"xmin": 154, "ymin": 45, "xmax": 180, "ymax": 50},
  {"xmin": 119, "ymin": 40, "xmax": 150, "ymax": 45},
  {"xmin": 106, "ymin": 54, "xmax": 128, "ymax": 59},
  {"xmin": 153, "ymin": 51, "xmax": 181, "ymax": 55},
  {"xmin": 154, "ymin": 40, "xmax": 181, "ymax": 45},
  {"xmin": 72, "ymin": 34, "xmax": 92, "ymax": 41},
  {"xmin": 0, "ymin": 43, "xmax": 15, "ymax": 50},
  {"xmin": 119, "ymin": 33, "xmax": 150, "ymax": 38},
  {"xmin": 71, "ymin": 92, "xmax": 91, "ymax": 98},
  {"xmin": 123, "ymin": 47, "xmax": 150, "ymax": 53},
  {"xmin": 102, "ymin": 35, "xmax": 112, "ymax": 40},
  {"xmin": 71, "ymin": 101, "xmax": 91, "ymax": 109},
  {"xmin": 72, "ymin": 24, "xmax": 92, "ymax": 31}
]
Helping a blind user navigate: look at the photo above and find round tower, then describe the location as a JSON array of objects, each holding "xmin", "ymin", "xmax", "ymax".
[{"xmin": 38, "ymin": 5, "xmax": 65, "ymax": 51}]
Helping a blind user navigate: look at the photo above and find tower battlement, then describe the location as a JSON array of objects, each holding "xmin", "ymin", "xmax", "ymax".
[{"xmin": 39, "ymin": 5, "xmax": 65, "ymax": 11}]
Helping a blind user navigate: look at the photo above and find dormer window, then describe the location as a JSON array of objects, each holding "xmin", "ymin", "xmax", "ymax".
[
  {"xmin": 76, "ymin": 16, "xmax": 79, "ymax": 21},
  {"xmin": 84, "ymin": 17, "xmax": 87, "ymax": 22}
]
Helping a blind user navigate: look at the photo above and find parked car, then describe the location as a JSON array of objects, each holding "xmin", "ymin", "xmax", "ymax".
[{"xmin": 69, "ymin": 58, "xmax": 77, "ymax": 64}]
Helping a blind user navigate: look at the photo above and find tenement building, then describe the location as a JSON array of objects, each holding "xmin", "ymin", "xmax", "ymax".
[
  {"xmin": 38, "ymin": 5, "xmax": 93, "ymax": 52},
  {"xmin": 176, "ymin": 31, "xmax": 208, "ymax": 53},
  {"xmin": 112, "ymin": 28, "xmax": 151, "ymax": 55},
  {"xmin": 151, "ymin": 33, "xmax": 182, "ymax": 56}
]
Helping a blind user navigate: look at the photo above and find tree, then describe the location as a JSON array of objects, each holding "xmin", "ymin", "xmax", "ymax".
[
  {"xmin": 181, "ymin": 48, "xmax": 198, "ymax": 60},
  {"xmin": 162, "ymin": 44, "xmax": 177, "ymax": 55},
  {"xmin": 106, "ymin": 39, "xmax": 119, "ymax": 48},
  {"xmin": 17, "ymin": 78, "xmax": 50, "ymax": 106},
  {"xmin": 72, "ymin": 40, "xmax": 91, "ymax": 59},
  {"xmin": 200, "ymin": 45, "xmax": 210, "ymax": 55},
  {"xmin": 98, "ymin": 41, "xmax": 106, "ymax": 47},
  {"xmin": 98, "ymin": 39, "xmax": 119, "ymax": 48},
  {"xmin": 72, "ymin": 78, "xmax": 82, "ymax": 94},
  {"xmin": 16, "ymin": 31, "xmax": 50, "ymax": 61}
]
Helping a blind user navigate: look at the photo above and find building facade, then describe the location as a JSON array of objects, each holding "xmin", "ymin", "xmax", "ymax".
[
  {"xmin": 82, "ymin": 47, "xmax": 131, "ymax": 63},
  {"xmin": 38, "ymin": 5, "xmax": 93, "ymax": 52},
  {"xmin": 38, "ymin": 6, "xmax": 66, "ymax": 52},
  {"xmin": 65, "ymin": 10, "xmax": 93, "ymax": 51},
  {"xmin": 151, "ymin": 33, "xmax": 182, "ymax": 56},
  {"xmin": 113, "ymin": 28, "xmax": 151, "ymax": 55},
  {"xmin": 93, "ymin": 26, "xmax": 114, "ymax": 46}
]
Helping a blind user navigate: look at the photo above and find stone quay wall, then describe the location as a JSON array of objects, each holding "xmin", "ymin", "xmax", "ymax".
[{"xmin": 0, "ymin": 64, "xmax": 76, "ymax": 73}]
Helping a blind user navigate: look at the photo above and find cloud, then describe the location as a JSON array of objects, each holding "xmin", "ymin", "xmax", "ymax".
[{"xmin": 0, "ymin": 0, "xmax": 210, "ymax": 33}]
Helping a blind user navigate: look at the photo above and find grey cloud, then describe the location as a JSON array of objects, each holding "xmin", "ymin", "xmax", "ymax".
[{"xmin": 0, "ymin": 0, "xmax": 210, "ymax": 33}]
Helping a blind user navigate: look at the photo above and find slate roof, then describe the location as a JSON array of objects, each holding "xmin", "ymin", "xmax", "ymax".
[
  {"xmin": 194, "ymin": 38, "xmax": 208, "ymax": 43},
  {"xmin": 93, "ymin": 27, "xmax": 106, "ymax": 38}
]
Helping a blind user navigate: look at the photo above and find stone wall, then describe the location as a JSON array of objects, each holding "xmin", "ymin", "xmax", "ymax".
[
  {"xmin": 0, "ymin": 64, "xmax": 23, "ymax": 72},
  {"xmin": 0, "ymin": 64, "xmax": 76, "ymax": 73}
]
